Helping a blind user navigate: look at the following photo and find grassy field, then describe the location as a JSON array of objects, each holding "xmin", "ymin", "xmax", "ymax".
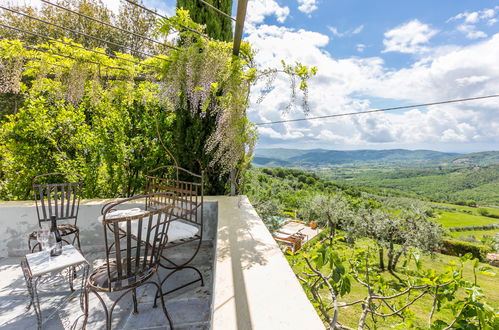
[
  {"xmin": 436, "ymin": 211, "xmax": 499, "ymax": 228},
  {"xmin": 434, "ymin": 204, "xmax": 499, "ymax": 242},
  {"xmin": 289, "ymin": 238, "xmax": 499, "ymax": 329}
]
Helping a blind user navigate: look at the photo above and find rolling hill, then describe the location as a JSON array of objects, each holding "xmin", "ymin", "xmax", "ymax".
[
  {"xmin": 253, "ymin": 148, "xmax": 460, "ymax": 168},
  {"xmin": 253, "ymin": 148, "xmax": 499, "ymax": 168}
]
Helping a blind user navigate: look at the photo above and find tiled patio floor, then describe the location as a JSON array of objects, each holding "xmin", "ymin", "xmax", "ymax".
[{"xmin": 0, "ymin": 242, "xmax": 214, "ymax": 329}]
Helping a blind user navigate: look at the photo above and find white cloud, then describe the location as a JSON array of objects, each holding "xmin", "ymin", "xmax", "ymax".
[
  {"xmin": 247, "ymin": 21, "xmax": 499, "ymax": 149},
  {"xmin": 356, "ymin": 43, "xmax": 366, "ymax": 52},
  {"xmin": 449, "ymin": 6, "xmax": 499, "ymax": 26},
  {"xmin": 457, "ymin": 24, "xmax": 487, "ymax": 39},
  {"xmin": 327, "ymin": 26, "xmax": 343, "ymax": 37},
  {"xmin": 383, "ymin": 20, "xmax": 438, "ymax": 54},
  {"xmin": 246, "ymin": 0, "xmax": 290, "ymax": 25},
  {"xmin": 455, "ymin": 75, "xmax": 490, "ymax": 86},
  {"xmin": 297, "ymin": 0, "xmax": 318, "ymax": 15},
  {"xmin": 352, "ymin": 24, "xmax": 364, "ymax": 34},
  {"xmin": 449, "ymin": 7, "xmax": 499, "ymax": 39},
  {"xmin": 327, "ymin": 24, "xmax": 364, "ymax": 38}
]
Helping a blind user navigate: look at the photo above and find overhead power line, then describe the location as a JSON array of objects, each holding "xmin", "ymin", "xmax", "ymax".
[
  {"xmin": 0, "ymin": 23, "xmax": 159, "ymax": 69},
  {"xmin": 254, "ymin": 94, "xmax": 499, "ymax": 126},
  {"xmin": 40, "ymin": 0, "xmax": 179, "ymax": 51},
  {"xmin": 0, "ymin": 6, "xmax": 170, "ymax": 62},
  {"xmin": 197, "ymin": 0, "xmax": 236, "ymax": 21}
]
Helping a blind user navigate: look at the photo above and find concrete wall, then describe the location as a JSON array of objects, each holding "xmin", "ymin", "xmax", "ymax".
[{"xmin": 0, "ymin": 199, "xmax": 218, "ymax": 258}]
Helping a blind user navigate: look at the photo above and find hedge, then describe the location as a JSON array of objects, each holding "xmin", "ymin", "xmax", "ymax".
[
  {"xmin": 441, "ymin": 239, "xmax": 492, "ymax": 261},
  {"xmin": 448, "ymin": 224, "xmax": 499, "ymax": 231}
]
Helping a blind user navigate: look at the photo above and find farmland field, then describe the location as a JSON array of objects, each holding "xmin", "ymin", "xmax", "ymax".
[{"xmin": 436, "ymin": 211, "xmax": 499, "ymax": 228}]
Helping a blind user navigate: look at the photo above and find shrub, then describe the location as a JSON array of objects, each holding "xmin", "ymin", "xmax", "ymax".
[
  {"xmin": 441, "ymin": 239, "xmax": 492, "ymax": 261},
  {"xmin": 478, "ymin": 208, "xmax": 490, "ymax": 216},
  {"xmin": 455, "ymin": 200, "xmax": 477, "ymax": 207}
]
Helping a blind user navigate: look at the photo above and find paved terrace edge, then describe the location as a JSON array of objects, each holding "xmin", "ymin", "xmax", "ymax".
[{"xmin": 208, "ymin": 195, "xmax": 324, "ymax": 330}]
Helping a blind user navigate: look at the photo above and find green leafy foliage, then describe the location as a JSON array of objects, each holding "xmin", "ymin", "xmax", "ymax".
[
  {"xmin": 0, "ymin": 42, "xmax": 175, "ymax": 199},
  {"xmin": 293, "ymin": 242, "xmax": 498, "ymax": 329},
  {"xmin": 441, "ymin": 240, "xmax": 492, "ymax": 262}
]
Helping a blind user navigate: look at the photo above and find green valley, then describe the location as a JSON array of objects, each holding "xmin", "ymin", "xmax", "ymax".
[{"xmin": 245, "ymin": 165, "xmax": 499, "ymax": 328}]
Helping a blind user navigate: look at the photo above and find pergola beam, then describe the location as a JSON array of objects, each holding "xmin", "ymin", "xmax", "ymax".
[{"xmin": 232, "ymin": 0, "xmax": 248, "ymax": 56}]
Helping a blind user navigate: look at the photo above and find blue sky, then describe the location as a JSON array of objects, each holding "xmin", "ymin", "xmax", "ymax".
[
  {"xmin": 237, "ymin": 0, "xmax": 499, "ymax": 152},
  {"xmin": 292, "ymin": 0, "xmax": 499, "ymax": 65}
]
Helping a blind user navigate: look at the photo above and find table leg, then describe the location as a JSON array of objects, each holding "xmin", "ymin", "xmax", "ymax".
[
  {"xmin": 69, "ymin": 267, "xmax": 75, "ymax": 292},
  {"xmin": 70, "ymin": 263, "xmax": 90, "ymax": 330},
  {"xmin": 79, "ymin": 264, "xmax": 89, "ymax": 312},
  {"xmin": 21, "ymin": 259, "xmax": 42, "ymax": 329}
]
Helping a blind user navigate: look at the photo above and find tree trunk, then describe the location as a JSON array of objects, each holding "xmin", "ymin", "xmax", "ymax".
[
  {"xmin": 392, "ymin": 249, "xmax": 404, "ymax": 271},
  {"xmin": 387, "ymin": 242, "xmax": 394, "ymax": 271},
  {"xmin": 378, "ymin": 246, "xmax": 385, "ymax": 271},
  {"xmin": 329, "ymin": 221, "xmax": 335, "ymax": 246},
  {"xmin": 230, "ymin": 169, "xmax": 236, "ymax": 196}
]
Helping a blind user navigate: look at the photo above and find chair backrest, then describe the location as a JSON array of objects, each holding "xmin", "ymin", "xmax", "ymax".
[
  {"xmin": 32, "ymin": 173, "xmax": 83, "ymax": 226},
  {"xmin": 100, "ymin": 192, "xmax": 174, "ymax": 288},
  {"xmin": 145, "ymin": 165, "xmax": 204, "ymax": 227}
]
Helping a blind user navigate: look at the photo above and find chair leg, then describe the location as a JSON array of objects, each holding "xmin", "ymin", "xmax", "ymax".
[
  {"xmin": 153, "ymin": 274, "xmax": 174, "ymax": 329},
  {"xmin": 82, "ymin": 288, "xmax": 89, "ymax": 329},
  {"xmin": 155, "ymin": 266, "xmax": 204, "ymax": 304},
  {"xmin": 86, "ymin": 288, "xmax": 111, "ymax": 330},
  {"xmin": 75, "ymin": 230, "xmax": 82, "ymax": 251},
  {"xmin": 132, "ymin": 288, "xmax": 139, "ymax": 314}
]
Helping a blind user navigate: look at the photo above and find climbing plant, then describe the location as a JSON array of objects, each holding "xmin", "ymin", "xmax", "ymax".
[{"xmin": 0, "ymin": 7, "xmax": 317, "ymax": 199}]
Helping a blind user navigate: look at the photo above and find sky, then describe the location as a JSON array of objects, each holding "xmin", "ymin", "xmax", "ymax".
[
  {"xmin": 238, "ymin": 0, "xmax": 499, "ymax": 153},
  {"xmin": 10, "ymin": 0, "xmax": 499, "ymax": 153}
]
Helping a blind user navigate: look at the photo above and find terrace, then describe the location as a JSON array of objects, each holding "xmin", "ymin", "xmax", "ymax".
[
  {"xmin": 0, "ymin": 196, "xmax": 324, "ymax": 329},
  {"xmin": 0, "ymin": 0, "xmax": 326, "ymax": 328}
]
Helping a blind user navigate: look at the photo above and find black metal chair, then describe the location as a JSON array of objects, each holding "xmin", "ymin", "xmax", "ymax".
[
  {"xmin": 145, "ymin": 166, "xmax": 205, "ymax": 299},
  {"xmin": 83, "ymin": 192, "xmax": 175, "ymax": 330},
  {"xmin": 28, "ymin": 173, "xmax": 83, "ymax": 252}
]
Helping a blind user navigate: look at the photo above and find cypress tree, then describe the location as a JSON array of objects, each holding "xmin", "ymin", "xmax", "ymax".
[
  {"xmin": 173, "ymin": 0, "xmax": 234, "ymax": 194},
  {"xmin": 177, "ymin": 0, "xmax": 233, "ymax": 41}
]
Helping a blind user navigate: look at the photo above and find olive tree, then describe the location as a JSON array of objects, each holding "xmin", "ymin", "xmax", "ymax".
[
  {"xmin": 300, "ymin": 194, "xmax": 353, "ymax": 245},
  {"xmin": 345, "ymin": 207, "xmax": 444, "ymax": 273}
]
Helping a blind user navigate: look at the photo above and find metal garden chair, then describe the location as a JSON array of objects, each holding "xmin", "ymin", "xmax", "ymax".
[
  {"xmin": 145, "ymin": 166, "xmax": 205, "ymax": 299},
  {"xmin": 83, "ymin": 192, "xmax": 176, "ymax": 330},
  {"xmin": 28, "ymin": 173, "xmax": 83, "ymax": 252}
]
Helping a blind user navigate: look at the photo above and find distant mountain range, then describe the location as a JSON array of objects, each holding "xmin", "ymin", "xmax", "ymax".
[{"xmin": 252, "ymin": 148, "xmax": 499, "ymax": 168}]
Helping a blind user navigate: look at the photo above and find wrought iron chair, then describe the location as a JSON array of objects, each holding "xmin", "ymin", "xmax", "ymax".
[
  {"xmin": 28, "ymin": 173, "xmax": 83, "ymax": 252},
  {"xmin": 145, "ymin": 166, "xmax": 205, "ymax": 299},
  {"xmin": 83, "ymin": 192, "xmax": 175, "ymax": 330}
]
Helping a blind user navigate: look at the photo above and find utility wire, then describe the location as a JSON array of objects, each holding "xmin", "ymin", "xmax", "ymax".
[
  {"xmin": 40, "ymin": 0, "xmax": 179, "ymax": 51},
  {"xmin": 121, "ymin": 0, "xmax": 211, "ymax": 40},
  {"xmin": 0, "ymin": 23, "xmax": 159, "ymax": 69},
  {"xmin": 0, "ymin": 6, "xmax": 170, "ymax": 62},
  {"xmin": 254, "ymin": 94, "xmax": 499, "ymax": 126},
  {"xmin": 197, "ymin": 0, "xmax": 236, "ymax": 21}
]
